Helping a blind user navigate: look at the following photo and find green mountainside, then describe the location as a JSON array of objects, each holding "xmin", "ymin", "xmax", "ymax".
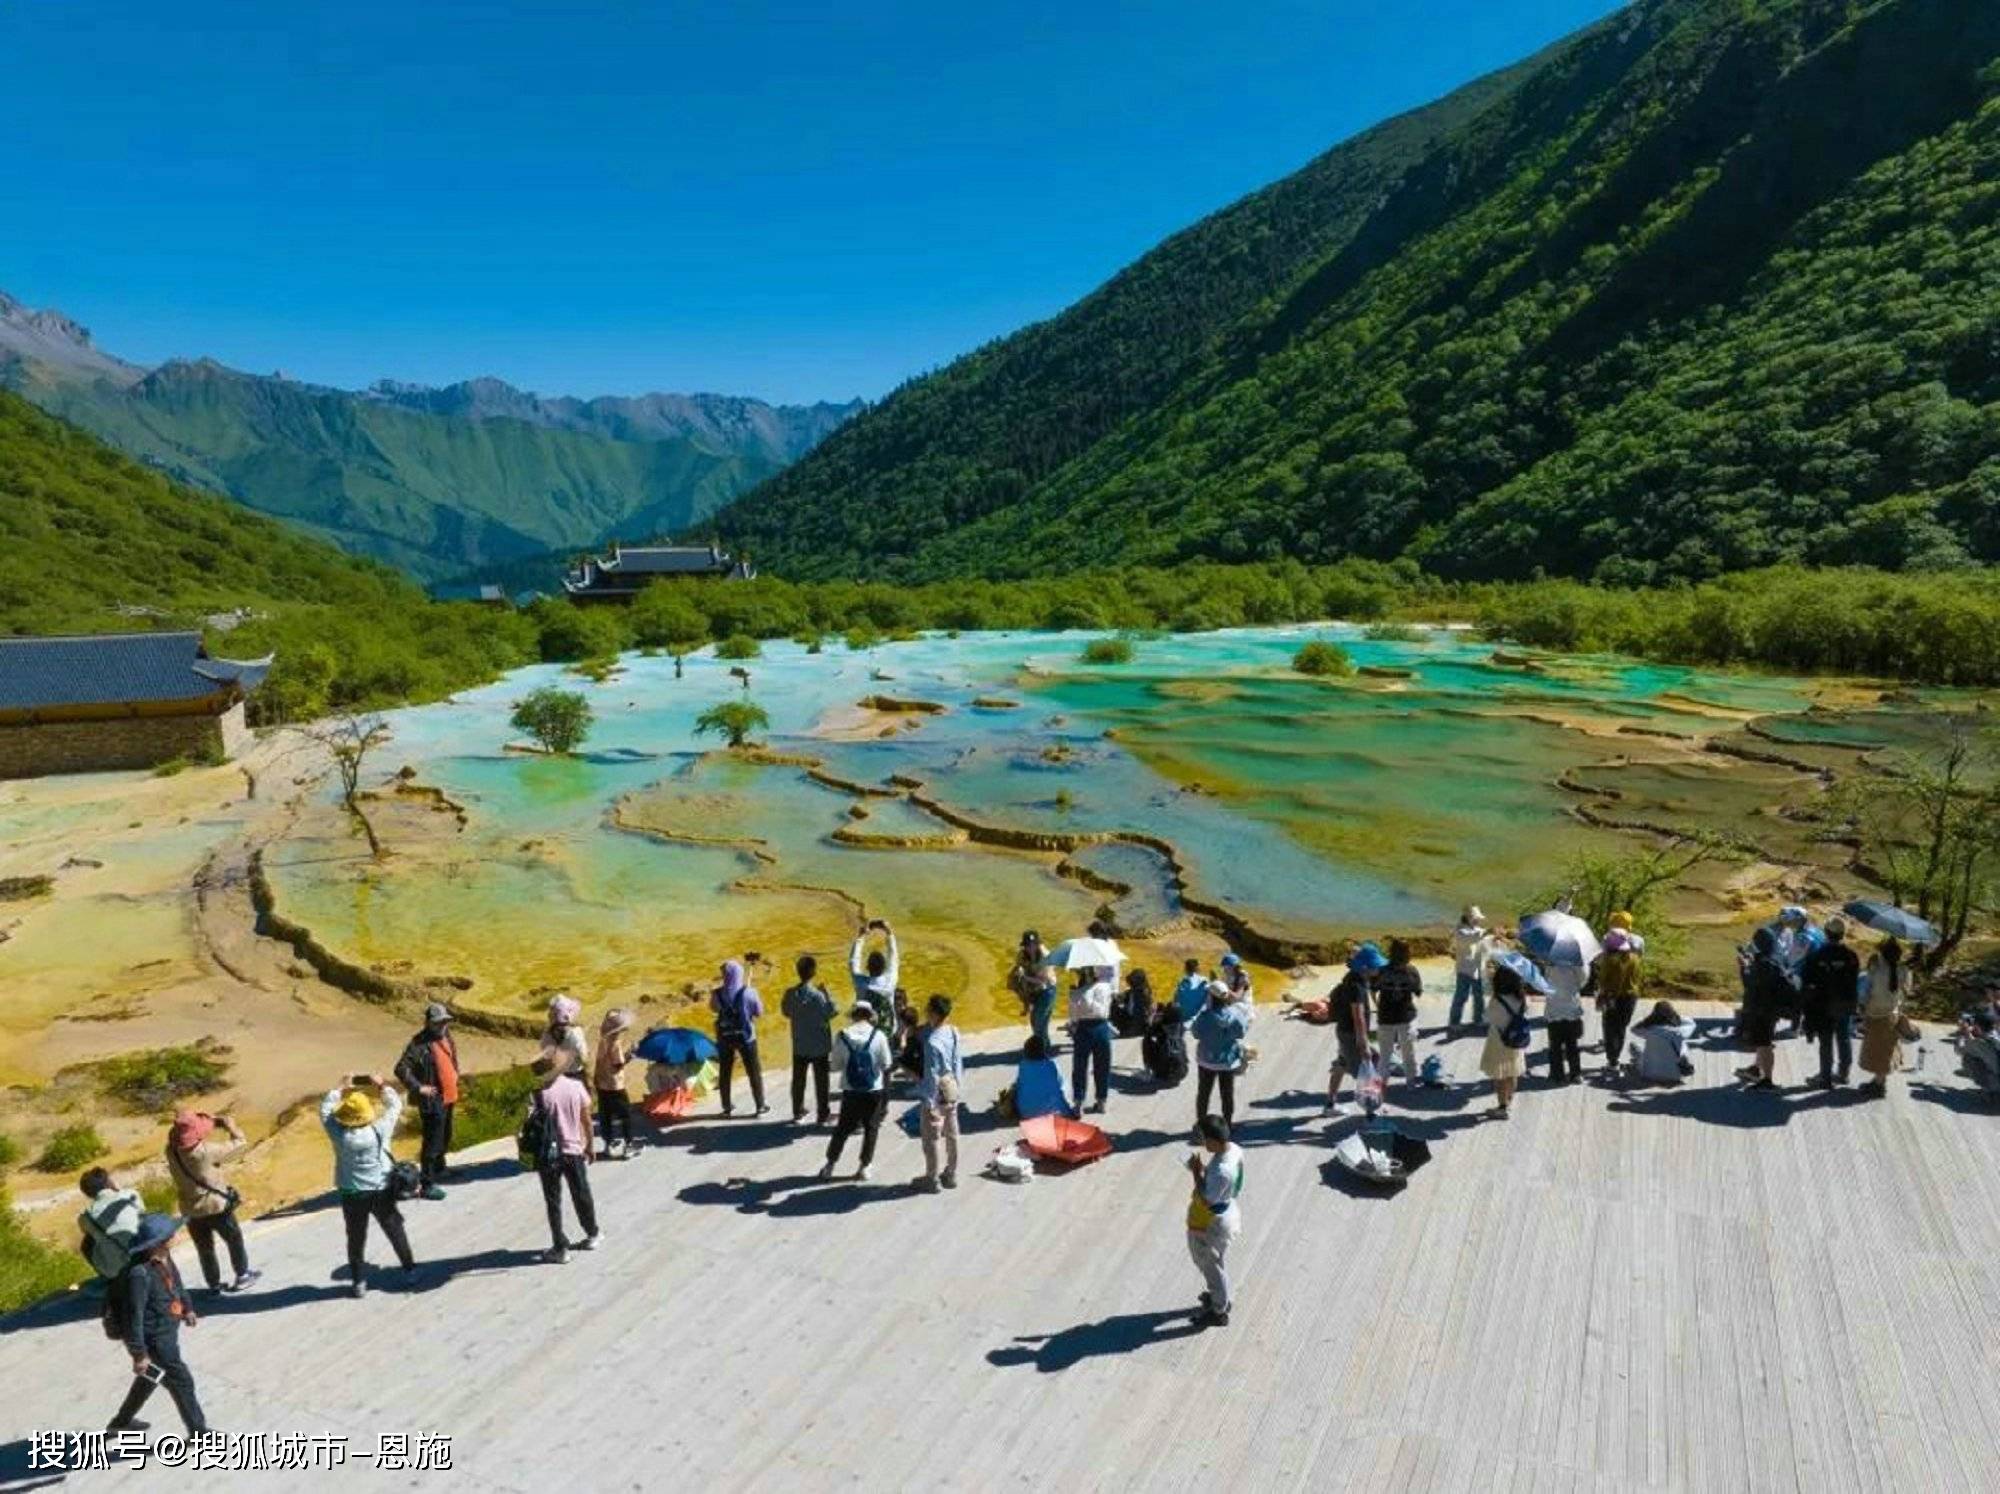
[
  {"xmin": 706, "ymin": 0, "xmax": 2000, "ymax": 582},
  {"xmin": 0, "ymin": 297, "xmax": 859, "ymax": 584}
]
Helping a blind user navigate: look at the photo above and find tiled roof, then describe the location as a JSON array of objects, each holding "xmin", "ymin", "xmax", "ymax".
[
  {"xmin": 0, "ymin": 632, "xmax": 272, "ymax": 712},
  {"xmin": 603, "ymin": 546, "xmax": 733, "ymax": 575}
]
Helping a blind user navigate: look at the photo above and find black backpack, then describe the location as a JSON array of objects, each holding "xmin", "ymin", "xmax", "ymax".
[
  {"xmin": 840, "ymin": 1029, "xmax": 881, "ymax": 1090},
  {"xmin": 516, "ymin": 1091, "xmax": 559, "ymax": 1169},
  {"xmin": 1143, "ymin": 1016, "xmax": 1189, "ymax": 1086}
]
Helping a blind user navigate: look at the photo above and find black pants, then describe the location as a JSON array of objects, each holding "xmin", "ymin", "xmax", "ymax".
[
  {"xmin": 340, "ymin": 1190, "xmax": 414, "ymax": 1282},
  {"xmin": 1600, "ymin": 999, "xmax": 1637, "ymax": 1070},
  {"xmin": 1546, "ymin": 1018, "xmax": 1585, "ymax": 1081},
  {"xmin": 826, "ymin": 1090, "xmax": 885, "ymax": 1169},
  {"xmin": 186, "ymin": 1209, "xmax": 248, "ymax": 1291},
  {"xmin": 718, "ymin": 1038, "xmax": 766, "ymax": 1113},
  {"xmin": 537, "ymin": 1153, "xmax": 598, "ymax": 1248},
  {"xmin": 1196, "ymin": 1067, "xmax": 1236, "ymax": 1126},
  {"xmin": 1818, "ymin": 1021, "xmax": 1853, "ymax": 1080},
  {"xmin": 418, "ymin": 1101, "xmax": 454, "ymax": 1184},
  {"xmin": 597, "ymin": 1088, "xmax": 633, "ymax": 1149},
  {"xmin": 791, "ymin": 1055, "xmax": 831, "ymax": 1121},
  {"xmin": 110, "ymin": 1323, "xmax": 205, "ymax": 1434}
]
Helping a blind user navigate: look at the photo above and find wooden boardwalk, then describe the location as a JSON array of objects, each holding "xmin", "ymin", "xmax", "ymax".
[{"xmin": 4, "ymin": 996, "xmax": 1997, "ymax": 1492}]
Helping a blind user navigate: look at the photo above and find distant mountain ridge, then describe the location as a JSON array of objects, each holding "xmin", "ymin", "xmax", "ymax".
[{"xmin": 0, "ymin": 291, "xmax": 861, "ymax": 584}]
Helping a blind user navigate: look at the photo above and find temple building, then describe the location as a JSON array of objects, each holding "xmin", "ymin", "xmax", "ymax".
[{"xmin": 562, "ymin": 543, "xmax": 753, "ymax": 603}]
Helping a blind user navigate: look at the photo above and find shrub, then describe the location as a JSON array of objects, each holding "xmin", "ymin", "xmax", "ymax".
[
  {"xmin": 510, "ymin": 686, "xmax": 594, "ymax": 755},
  {"xmin": 695, "ymin": 699, "xmax": 771, "ymax": 749},
  {"xmin": 450, "ymin": 1065, "xmax": 544, "ymax": 1150},
  {"xmin": 0, "ymin": 1188, "xmax": 90, "ymax": 1313},
  {"xmin": 96, "ymin": 1045, "xmax": 230, "ymax": 1112},
  {"xmin": 35, "ymin": 1124, "xmax": 106, "ymax": 1172},
  {"xmin": 1293, "ymin": 640, "xmax": 1355, "ymax": 676},
  {"xmin": 714, "ymin": 634, "xmax": 762, "ymax": 661},
  {"xmin": 0, "ymin": 1133, "xmax": 18, "ymax": 1169},
  {"xmin": 1080, "ymin": 637, "xmax": 1135, "ymax": 664},
  {"xmin": 1363, "ymin": 622, "xmax": 1429, "ymax": 643},
  {"xmin": 843, "ymin": 624, "xmax": 882, "ymax": 652}
]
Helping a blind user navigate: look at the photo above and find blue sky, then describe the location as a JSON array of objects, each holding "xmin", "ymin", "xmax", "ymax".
[{"xmin": 2, "ymin": 1, "xmax": 1624, "ymax": 404}]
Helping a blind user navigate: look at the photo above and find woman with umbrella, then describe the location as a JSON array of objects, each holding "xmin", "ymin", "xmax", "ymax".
[
  {"xmin": 1481, "ymin": 954, "xmax": 1545, "ymax": 1118},
  {"xmin": 1518, "ymin": 908, "xmax": 1598, "ymax": 1085},
  {"xmin": 1857, "ymin": 936, "xmax": 1913, "ymax": 1099}
]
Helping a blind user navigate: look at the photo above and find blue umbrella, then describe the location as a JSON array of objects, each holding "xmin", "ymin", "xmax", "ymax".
[
  {"xmin": 1491, "ymin": 950, "xmax": 1554, "ymax": 995},
  {"xmin": 1841, "ymin": 899, "xmax": 1938, "ymax": 946},
  {"xmin": 633, "ymin": 1027, "xmax": 718, "ymax": 1065},
  {"xmin": 1517, "ymin": 910, "xmax": 1602, "ymax": 969}
]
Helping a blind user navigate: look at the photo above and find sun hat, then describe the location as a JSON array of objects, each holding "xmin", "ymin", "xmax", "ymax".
[
  {"xmin": 169, "ymin": 1109, "xmax": 214, "ymax": 1152},
  {"xmin": 548, "ymin": 994, "xmax": 581, "ymax": 1025},
  {"xmin": 129, "ymin": 1212, "xmax": 184, "ymax": 1255},
  {"xmin": 423, "ymin": 1001, "xmax": 453, "ymax": 1025},
  {"xmin": 601, "ymin": 1007, "xmax": 635, "ymax": 1036},
  {"xmin": 1603, "ymin": 928, "xmax": 1633, "ymax": 953},
  {"xmin": 1608, "ymin": 911, "xmax": 1634, "ymax": 931},
  {"xmin": 333, "ymin": 1090, "xmax": 378, "ymax": 1128},
  {"xmin": 851, "ymin": 999, "xmax": 875, "ymax": 1019},
  {"xmin": 1462, "ymin": 905, "xmax": 1485, "ymax": 925},
  {"xmin": 1207, "ymin": 979, "xmax": 1233, "ymax": 1001},
  {"xmin": 1347, "ymin": 942, "xmax": 1388, "ymax": 975}
]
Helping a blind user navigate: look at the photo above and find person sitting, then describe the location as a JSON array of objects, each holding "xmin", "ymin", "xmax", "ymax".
[
  {"xmin": 1142, "ymin": 1000, "xmax": 1190, "ymax": 1087},
  {"xmin": 1111, "ymin": 968, "xmax": 1156, "ymax": 1038},
  {"xmin": 1959, "ymin": 1011, "xmax": 2000, "ymax": 1098},
  {"xmin": 1629, "ymin": 1001, "xmax": 1696, "ymax": 1084},
  {"xmin": 1009, "ymin": 1035, "xmax": 1077, "ymax": 1121}
]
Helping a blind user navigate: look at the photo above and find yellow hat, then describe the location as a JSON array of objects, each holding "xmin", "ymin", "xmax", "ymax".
[
  {"xmin": 333, "ymin": 1091, "xmax": 378, "ymax": 1128},
  {"xmin": 1609, "ymin": 910, "xmax": 1634, "ymax": 930}
]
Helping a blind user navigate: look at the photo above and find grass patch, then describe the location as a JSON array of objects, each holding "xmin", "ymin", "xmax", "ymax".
[
  {"xmin": 0, "ymin": 875, "xmax": 54, "ymax": 902},
  {"xmin": 35, "ymin": 1125, "xmax": 106, "ymax": 1173},
  {"xmin": 140, "ymin": 1178, "xmax": 179, "ymax": 1214},
  {"xmin": 1363, "ymin": 622, "xmax": 1430, "ymax": 643},
  {"xmin": 95, "ymin": 1044, "xmax": 231, "ymax": 1113},
  {"xmin": 0, "ymin": 1188, "xmax": 90, "ymax": 1314},
  {"xmin": 0, "ymin": 1134, "xmax": 18, "ymax": 1170},
  {"xmin": 1080, "ymin": 637, "xmax": 1135, "ymax": 664},
  {"xmin": 450, "ymin": 1065, "xmax": 543, "ymax": 1151}
]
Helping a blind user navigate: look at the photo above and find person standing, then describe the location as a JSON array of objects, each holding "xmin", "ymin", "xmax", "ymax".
[
  {"xmin": 914, "ymin": 995, "xmax": 964, "ymax": 1193},
  {"xmin": 1799, "ymin": 917, "xmax": 1861, "ymax": 1088},
  {"xmin": 1449, "ymin": 907, "xmax": 1491, "ymax": 1034},
  {"xmin": 711, "ymin": 958, "xmax": 769, "ymax": 1117},
  {"xmin": 594, "ymin": 1008, "xmax": 636, "ymax": 1158},
  {"xmin": 1173, "ymin": 956, "xmax": 1210, "ymax": 1022},
  {"xmin": 319, "ymin": 1075, "xmax": 416, "ymax": 1299},
  {"xmin": 819, "ymin": 1000, "xmax": 895, "ymax": 1181},
  {"xmin": 1480, "ymin": 963, "xmax": 1533, "ymax": 1117},
  {"xmin": 1191, "ymin": 980, "xmax": 1250, "ymax": 1128},
  {"xmin": 1542, "ymin": 955, "xmax": 1588, "ymax": 1085},
  {"xmin": 1010, "ymin": 931, "xmax": 1059, "ymax": 1054},
  {"xmin": 1373, "ymin": 940, "xmax": 1421, "ymax": 1085},
  {"xmin": 1595, "ymin": 924, "xmax": 1644, "ymax": 1079},
  {"xmin": 1219, "ymin": 952, "xmax": 1253, "ymax": 1005},
  {"xmin": 1736, "ymin": 927, "xmax": 1790, "ymax": 1091},
  {"xmin": 1067, "ymin": 964, "xmax": 1116, "ymax": 1115},
  {"xmin": 77, "ymin": 1168, "xmax": 143, "ymax": 1281},
  {"xmin": 542, "ymin": 994, "xmax": 589, "ymax": 1078},
  {"xmin": 782, "ymin": 954, "xmax": 837, "ymax": 1125},
  {"xmin": 850, "ymin": 918, "xmax": 901, "ymax": 1050},
  {"xmin": 1184, "ymin": 1116, "xmax": 1245, "ymax": 1329},
  {"xmin": 1323, "ymin": 944, "xmax": 1383, "ymax": 1114},
  {"xmin": 164, "ymin": 1109, "xmax": 259, "ymax": 1295},
  {"xmin": 394, "ymin": 1002, "xmax": 460, "ymax": 1198},
  {"xmin": 105, "ymin": 1213, "xmax": 208, "ymax": 1436},
  {"xmin": 1857, "ymin": 936, "xmax": 1911, "ymax": 1099},
  {"xmin": 528, "ymin": 1054, "xmax": 600, "ymax": 1261}
]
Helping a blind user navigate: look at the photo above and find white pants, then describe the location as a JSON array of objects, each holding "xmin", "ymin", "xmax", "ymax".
[
  {"xmin": 1187, "ymin": 1214, "xmax": 1240, "ymax": 1312},
  {"xmin": 1377, "ymin": 1022, "xmax": 1416, "ymax": 1078}
]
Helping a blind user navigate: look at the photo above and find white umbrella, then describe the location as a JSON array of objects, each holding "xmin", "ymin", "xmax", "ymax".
[
  {"xmin": 1044, "ymin": 936, "xmax": 1126, "ymax": 971},
  {"xmin": 1517, "ymin": 909, "xmax": 1602, "ymax": 969}
]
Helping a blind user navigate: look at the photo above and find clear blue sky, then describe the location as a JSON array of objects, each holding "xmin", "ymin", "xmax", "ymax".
[{"xmin": 2, "ymin": 0, "xmax": 1624, "ymax": 405}]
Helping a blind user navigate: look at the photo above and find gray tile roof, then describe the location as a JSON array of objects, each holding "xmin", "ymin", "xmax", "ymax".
[
  {"xmin": 0, "ymin": 632, "xmax": 271, "ymax": 713},
  {"xmin": 603, "ymin": 546, "xmax": 734, "ymax": 575}
]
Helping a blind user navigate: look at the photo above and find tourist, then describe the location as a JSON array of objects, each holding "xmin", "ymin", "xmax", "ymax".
[
  {"xmin": 528, "ymin": 1053, "xmax": 600, "ymax": 1261},
  {"xmin": 914, "ymin": 994, "xmax": 964, "ymax": 1193},
  {"xmin": 1009, "ymin": 930, "xmax": 1059, "ymax": 1054},
  {"xmin": 1144, "ymin": 997, "xmax": 1192, "ymax": 1087},
  {"xmin": 1449, "ymin": 906, "xmax": 1491, "ymax": 1034},
  {"xmin": 394, "ymin": 1001, "xmax": 460, "ymax": 1197},
  {"xmin": 165, "ymin": 1108, "xmax": 260, "ymax": 1295},
  {"xmin": 1771, "ymin": 906, "xmax": 1821, "ymax": 1035},
  {"xmin": 1595, "ymin": 922, "xmax": 1643, "ymax": 1079},
  {"xmin": 711, "ymin": 958, "xmax": 769, "ymax": 1117},
  {"xmin": 1960, "ymin": 1009, "xmax": 2000, "ymax": 1098},
  {"xmin": 1857, "ymin": 936, "xmax": 1911, "ymax": 1099},
  {"xmin": 819, "ymin": 999, "xmax": 895, "ymax": 1181},
  {"xmin": 851, "ymin": 918, "xmax": 901, "ymax": 1051},
  {"xmin": 105, "ymin": 1213, "xmax": 208, "ymax": 1437},
  {"xmin": 893, "ymin": 988, "xmax": 925, "ymax": 1079},
  {"xmin": 1191, "ymin": 980, "xmax": 1249, "ymax": 1127},
  {"xmin": 1219, "ymin": 951, "xmax": 1253, "ymax": 1004},
  {"xmin": 1629, "ymin": 1000, "xmax": 1696, "ymax": 1083},
  {"xmin": 594, "ymin": 1007, "xmax": 636, "ymax": 1158},
  {"xmin": 782, "ymin": 953, "xmax": 838, "ymax": 1125},
  {"xmin": 1173, "ymin": 956, "xmax": 1209, "ymax": 1022},
  {"xmin": 1184, "ymin": 1115, "xmax": 1245, "ymax": 1328},
  {"xmin": 1734, "ymin": 927, "xmax": 1792, "ymax": 1090},
  {"xmin": 1481, "ymin": 962, "xmax": 1533, "ymax": 1116},
  {"xmin": 1374, "ymin": 939, "xmax": 1421, "ymax": 1084},
  {"xmin": 1799, "ymin": 917, "xmax": 1861, "ymax": 1088},
  {"xmin": 1112, "ymin": 966, "xmax": 1156, "ymax": 1038},
  {"xmin": 76, "ymin": 1168, "xmax": 143, "ymax": 1281},
  {"xmin": 1323, "ymin": 943, "xmax": 1384, "ymax": 1115},
  {"xmin": 319, "ymin": 1074, "xmax": 416, "ymax": 1298},
  {"xmin": 542, "ymin": 993, "xmax": 589, "ymax": 1078},
  {"xmin": 1542, "ymin": 946, "xmax": 1589, "ymax": 1085},
  {"xmin": 1068, "ymin": 964, "xmax": 1117, "ymax": 1114}
]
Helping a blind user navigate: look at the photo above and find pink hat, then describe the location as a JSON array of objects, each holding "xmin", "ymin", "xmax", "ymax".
[
  {"xmin": 169, "ymin": 1110, "xmax": 215, "ymax": 1152},
  {"xmin": 1603, "ymin": 929, "xmax": 1633, "ymax": 953},
  {"xmin": 548, "ymin": 994, "xmax": 582, "ymax": 1025}
]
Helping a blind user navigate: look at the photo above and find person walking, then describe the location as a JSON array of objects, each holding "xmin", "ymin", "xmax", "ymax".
[
  {"xmin": 1542, "ymin": 949, "xmax": 1589, "ymax": 1084},
  {"xmin": 1009, "ymin": 930, "xmax": 1059, "ymax": 1054},
  {"xmin": 164, "ymin": 1109, "xmax": 259, "ymax": 1295},
  {"xmin": 1481, "ymin": 963, "xmax": 1533, "ymax": 1117},
  {"xmin": 1173, "ymin": 956, "xmax": 1209, "ymax": 1022},
  {"xmin": 1595, "ymin": 922, "xmax": 1644, "ymax": 1079},
  {"xmin": 1190, "ymin": 980, "xmax": 1250, "ymax": 1128},
  {"xmin": 711, "ymin": 958, "xmax": 769, "ymax": 1116},
  {"xmin": 782, "ymin": 954, "xmax": 838, "ymax": 1125},
  {"xmin": 1374, "ymin": 940, "xmax": 1421, "ymax": 1085},
  {"xmin": 1800, "ymin": 917, "xmax": 1861, "ymax": 1088},
  {"xmin": 319, "ymin": 1075, "xmax": 416, "ymax": 1298},
  {"xmin": 1736, "ymin": 927, "xmax": 1790, "ymax": 1091},
  {"xmin": 394, "ymin": 1002, "xmax": 460, "ymax": 1198},
  {"xmin": 850, "ymin": 918, "xmax": 900, "ymax": 1050},
  {"xmin": 528, "ymin": 1054, "xmax": 600, "ymax": 1261},
  {"xmin": 105, "ymin": 1213, "xmax": 208, "ymax": 1436},
  {"xmin": 1067, "ymin": 964, "xmax": 1117, "ymax": 1115},
  {"xmin": 77, "ymin": 1168, "xmax": 143, "ymax": 1282},
  {"xmin": 820, "ymin": 1000, "xmax": 895, "ymax": 1181},
  {"xmin": 1857, "ymin": 936, "xmax": 1911, "ymax": 1099},
  {"xmin": 594, "ymin": 1008, "xmax": 636, "ymax": 1158},
  {"xmin": 1185, "ymin": 1115, "xmax": 1245, "ymax": 1329},
  {"xmin": 1323, "ymin": 944, "xmax": 1383, "ymax": 1115},
  {"xmin": 913, "ymin": 995, "xmax": 964, "ymax": 1193},
  {"xmin": 1449, "ymin": 906, "xmax": 1491, "ymax": 1034}
]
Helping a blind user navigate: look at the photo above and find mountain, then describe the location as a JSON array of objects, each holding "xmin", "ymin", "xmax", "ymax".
[
  {"xmin": 704, "ymin": 0, "xmax": 2000, "ymax": 583},
  {"xmin": 0, "ymin": 293, "xmax": 861, "ymax": 584}
]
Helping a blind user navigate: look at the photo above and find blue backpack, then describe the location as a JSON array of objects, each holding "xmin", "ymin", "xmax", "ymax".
[{"xmin": 840, "ymin": 1029, "xmax": 880, "ymax": 1090}]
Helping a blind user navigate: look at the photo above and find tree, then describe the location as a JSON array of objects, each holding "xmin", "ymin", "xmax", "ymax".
[
  {"xmin": 1293, "ymin": 640, "xmax": 1354, "ymax": 676},
  {"xmin": 510, "ymin": 686, "xmax": 594, "ymax": 756},
  {"xmin": 1538, "ymin": 835, "xmax": 1734, "ymax": 962},
  {"xmin": 251, "ymin": 641, "xmax": 338, "ymax": 725},
  {"xmin": 628, "ymin": 584, "xmax": 708, "ymax": 678},
  {"xmin": 300, "ymin": 713, "xmax": 392, "ymax": 857},
  {"xmin": 1080, "ymin": 637, "xmax": 1134, "ymax": 664},
  {"xmin": 715, "ymin": 633, "xmax": 762, "ymax": 660},
  {"xmin": 694, "ymin": 699, "xmax": 770, "ymax": 749},
  {"xmin": 528, "ymin": 597, "xmax": 626, "ymax": 663}
]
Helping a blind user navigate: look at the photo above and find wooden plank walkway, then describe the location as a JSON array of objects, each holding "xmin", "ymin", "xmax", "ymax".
[{"xmin": 3, "ymin": 996, "xmax": 1996, "ymax": 1492}]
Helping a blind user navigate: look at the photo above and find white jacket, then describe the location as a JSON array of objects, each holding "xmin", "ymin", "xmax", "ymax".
[{"xmin": 1450, "ymin": 925, "xmax": 1491, "ymax": 977}]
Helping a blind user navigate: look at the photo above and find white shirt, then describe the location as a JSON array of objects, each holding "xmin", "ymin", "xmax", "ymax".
[
  {"xmin": 1450, "ymin": 925, "xmax": 1491, "ymax": 977},
  {"xmin": 1069, "ymin": 978, "xmax": 1115, "ymax": 1025},
  {"xmin": 833, "ymin": 1022, "xmax": 894, "ymax": 1093},
  {"xmin": 1199, "ymin": 1144, "xmax": 1245, "ymax": 1232},
  {"xmin": 1544, "ymin": 964, "xmax": 1587, "ymax": 1022}
]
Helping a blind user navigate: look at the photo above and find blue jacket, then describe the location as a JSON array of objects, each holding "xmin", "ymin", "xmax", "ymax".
[{"xmin": 1190, "ymin": 1002, "xmax": 1249, "ymax": 1071}]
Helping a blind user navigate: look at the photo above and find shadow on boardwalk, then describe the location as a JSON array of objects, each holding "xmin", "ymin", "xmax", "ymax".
[{"xmin": 986, "ymin": 1308, "xmax": 1209, "ymax": 1373}]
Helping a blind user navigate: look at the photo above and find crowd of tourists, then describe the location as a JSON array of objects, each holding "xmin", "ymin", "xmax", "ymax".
[{"xmin": 71, "ymin": 900, "xmax": 1995, "ymax": 1439}]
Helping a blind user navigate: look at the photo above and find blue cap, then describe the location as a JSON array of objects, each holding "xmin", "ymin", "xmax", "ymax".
[
  {"xmin": 1347, "ymin": 942, "xmax": 1388, "ymax": 974},
  {"xmin": 1219, "ymin": 952, "xmax": 1241, "ymax": 968}
]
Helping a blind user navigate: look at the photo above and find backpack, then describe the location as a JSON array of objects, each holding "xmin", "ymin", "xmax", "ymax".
[
  {"xmin": 1498, "ymin": 993, "xmax": 1532, "ymax": 1050},
  {"xmin": 839, "ymin": 1028, "xmax": 881, "ymax": 1091},
  {"xmin": 516, "ymin": 1090, "xmax": 559, "ymax": 1169},
  {"xmin": 1143, "ymin": 1021, "xmax": 1189, "ymax": 1086},
  {"xmin": 716, "ymin": 988, "xmax": 753, "ymax": 1044},
  {"xmin": 78, "ymin": 1193, "xmax": 141, "ymax": 1280}
]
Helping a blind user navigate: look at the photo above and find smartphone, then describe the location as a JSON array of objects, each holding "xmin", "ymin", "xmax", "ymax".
[{"xmin": 140, "ymin": 1363, "xmax": 166, "ymax": 1384}]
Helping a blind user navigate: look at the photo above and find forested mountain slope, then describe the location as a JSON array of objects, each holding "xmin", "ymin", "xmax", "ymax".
[{"xmin": 707, "ymin": 0, "xmax": 2000, "ymax": 583}]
